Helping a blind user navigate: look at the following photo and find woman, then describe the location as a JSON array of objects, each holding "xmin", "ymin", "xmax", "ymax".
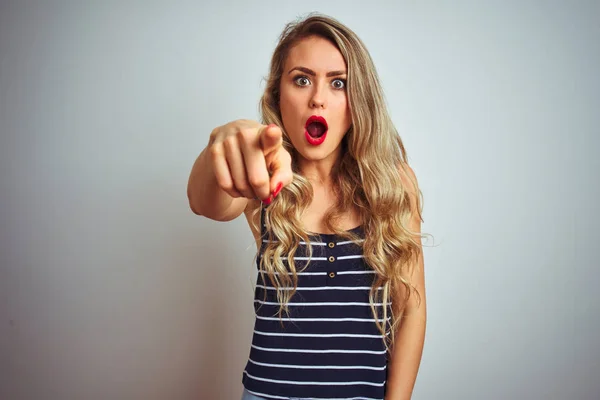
[{"xmin": 188, "ymin": 14, "xmax": 427, "ymax": 400}]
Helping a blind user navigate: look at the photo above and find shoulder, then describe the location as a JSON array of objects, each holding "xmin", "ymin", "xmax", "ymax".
[{"xmin": 397, "ymin": 162, "xmax": 419, "ymax": 197}]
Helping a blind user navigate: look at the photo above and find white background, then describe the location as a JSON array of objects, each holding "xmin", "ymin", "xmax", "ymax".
[{"xmin": 1, "ymin": 1, "xmax": 598, "ymax": 399}]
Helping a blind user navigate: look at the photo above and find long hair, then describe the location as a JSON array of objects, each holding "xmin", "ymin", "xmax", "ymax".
[{"xmin": 251, "ymin": 13, "xmax": 424, "ymax": 350}]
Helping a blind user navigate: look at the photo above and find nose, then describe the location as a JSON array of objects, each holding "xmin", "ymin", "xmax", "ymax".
[{"xmin": 309, "ymin": 83, "xmax": 326, "ymax": 109}]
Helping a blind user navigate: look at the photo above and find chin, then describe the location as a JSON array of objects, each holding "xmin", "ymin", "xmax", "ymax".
[
  {"xmin": 296, "ymin": 144, "xmax": 341, "ymax": 162},
  {"xmin": 297, "ymin": 151, "xmax": 327, "ymax": 162}
]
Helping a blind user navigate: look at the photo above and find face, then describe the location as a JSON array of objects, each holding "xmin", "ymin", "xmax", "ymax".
[{"xmin": 279, "ymin": 35, "xmax": 352, "ymax": 165}]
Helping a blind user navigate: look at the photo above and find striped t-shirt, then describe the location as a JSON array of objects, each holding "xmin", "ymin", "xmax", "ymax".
[{"xmin": 242, "ymin": 210, "xmax": 390, "ymax": 399}]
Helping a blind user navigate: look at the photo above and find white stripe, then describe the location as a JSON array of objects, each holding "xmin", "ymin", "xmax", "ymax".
[
  {"xmin": 336, "ymin": 239, "xmax": 365, "ymax": 245},
  {"xmin": 254, "ymin": 300, "xmax": 387, "ymax": 306},
  {"xmin": 337, "ymin": 255, "xmax": 365, "ymax": 260},
  {"xmin": 245, "ymin": 388, "xmax": 380, "ymax": 400},
  {"xmin": 259, "ymin": 255, "xmax": 328, "ymax": 261},
  {"xmin": 262, "ymin": 255, "xmax": 365, "ymax": 260},
  {"xmin": 257, "ymin": 270, "xmax": 375, "ymax": 276},
  {"xmin": 248, "ymin": 358, "xmax": 386, "ymax": 371},
  {"xmin": 337, "ymin": 270, "xmax": 375, "ymax": 275},
  {"xmin": 259, "ymin": 271, "xmax": 327, "ymax": 276},
  {"xmin": 243, "ymin": 370, "xmax": 385, "ymax": 387},
  {"xmin": 254, "ymin": 330, "xmax": 389, "ymax": 338},
  {"xmin": 261, "ymin": 240, "xmax": 364, "ymax": 246},
  {"xmin": 256, "ymin": 315, "xmax": 390, "ymax": 323},
  {"xmin": 251, "ymin": 344, "xmax": 386, "ymax": 355},
  {"xmin": 263, "ymin": 240, "xmax": 328, "ymax": 246},
  {"xmin": 256, "ymin": 285, "xmax": 383, "ymax": 291}
]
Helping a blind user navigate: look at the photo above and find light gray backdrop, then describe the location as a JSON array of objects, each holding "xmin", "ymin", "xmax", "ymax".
[{"xmin": 1, "ymin": 1, "xmax": 598, "ymax": 399}]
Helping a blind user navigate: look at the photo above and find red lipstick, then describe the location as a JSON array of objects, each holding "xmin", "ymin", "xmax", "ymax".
[{"xmin": 304, "ymin": 115, "xmax": 328, "ymax": 146}]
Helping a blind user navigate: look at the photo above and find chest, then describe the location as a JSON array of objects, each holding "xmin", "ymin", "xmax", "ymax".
[{"xmin": 300, "ymin": 191, "xmax": 362, "ymax": 234}]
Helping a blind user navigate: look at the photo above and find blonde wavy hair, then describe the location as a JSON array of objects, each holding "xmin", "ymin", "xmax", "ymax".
[{"xmin": 250, "ymin": 13, "xmax": 424, "ymax": 350}]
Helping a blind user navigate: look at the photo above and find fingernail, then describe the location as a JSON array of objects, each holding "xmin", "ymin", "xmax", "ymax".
[
  {"xmin": 267, "ymin": 124, "xmax": 277, "ymax": 129},
  {"xmin": 272, "ymin": 182, "xmax": 283, "ymax": 198},
  {"xmin": 262, "ymin": 195, "xmax": 272, "ymax": 206}
]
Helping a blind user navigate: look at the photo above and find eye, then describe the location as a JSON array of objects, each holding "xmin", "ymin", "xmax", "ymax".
[
  {"xmin": 294, "ymin": 76, "xmax": 311, "ymax": 87},
  {"xmin": 332, "ymin": 79, "xmax": 346, "ymax": 90}
]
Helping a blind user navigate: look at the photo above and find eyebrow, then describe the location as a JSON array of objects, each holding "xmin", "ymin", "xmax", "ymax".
[{"xmin": 288, "ymin": 66, "xmax": 347, "ymax": 77}]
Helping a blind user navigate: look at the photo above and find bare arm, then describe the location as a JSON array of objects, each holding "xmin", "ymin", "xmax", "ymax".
[
  {"xmin": 186, "ymin": 120, "xmax": 293, "ymax": 222},
  {"xmin": 385, "ymin": 164, "xmax": 427, "ymax": 400}
]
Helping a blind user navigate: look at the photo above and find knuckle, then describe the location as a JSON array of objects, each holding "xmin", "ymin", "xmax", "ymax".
[
  {"xmin": 237, "ymin": 128, "xmax": 256, "ymax": 142},
  {"xmin": 208, "ymin": 144, "xmax": 223, "ymax": 159},
  {"xmin": 248, "ymin": 174, "xmax": 268, "ymax": 189},
  {"xmin": 223, "ymin": 135, "xmax": 237, "ymax": 149},
  {"xmin": 209, "ymin": 127, "xmax": 219, "ymax": 140},
  {"xmin": 209, "ymin": 126, "xmax": 227, "ymax": 145},
  {"xmin": 216, "ymin": 177, "xmax": 233, "ymax": 192}
]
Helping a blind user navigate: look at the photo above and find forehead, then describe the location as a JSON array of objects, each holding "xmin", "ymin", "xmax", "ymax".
[{"xmin": 284, "ymin": 35, "xmax": 347, "ymax": 72}]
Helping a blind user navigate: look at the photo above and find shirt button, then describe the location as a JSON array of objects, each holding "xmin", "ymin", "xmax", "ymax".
[
  {"xmin": 329, "ymin": 272, "xmax": 336, "ymax": 278},
  {"xmin": 328, "ymin": 256, "xmax": 335, "ymax": 262},
  {"xmin": 328, "ymin": 242, "xmax": 335, "ymax": 248}
]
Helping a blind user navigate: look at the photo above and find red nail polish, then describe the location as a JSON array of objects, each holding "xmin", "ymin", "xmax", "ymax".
[
  {"xmin": 272, "ymin": 182, "xmax": 283, "ymax": 197},
  {"xmin": 262, "ymin": 195, "xmax": 272, "ymax": 205}
]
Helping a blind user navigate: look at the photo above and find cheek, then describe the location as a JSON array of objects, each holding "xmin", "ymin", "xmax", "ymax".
[
  {"xmin": 279, "ymin": 89, "xmax": 302, "ymax": 126},
  {"xmin": 279, "ymin": 97, "xmax": 293, "ymax": 128},
  {"xmin": 279, "ymin": 87, "xmax": 291, "ymax": 113},
  {"xmin": 333, "ymin": 96, "xmax": 351, "ymax": 124},
  {"xmin": 278, "ymin": 99, "xmax": 295, "ymax": 138}
]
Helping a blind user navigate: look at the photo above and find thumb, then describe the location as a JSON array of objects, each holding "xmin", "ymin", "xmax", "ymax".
[
  {"xmin": 268, "ymin": 148, "xmax": 293, "ymax": 198},
  {"xmin": 260, "ymin": 124, "xmax": 283, "ymax": 155}
]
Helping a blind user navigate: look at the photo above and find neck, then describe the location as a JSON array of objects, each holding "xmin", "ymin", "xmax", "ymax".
[{"xmin": 297, "ymin": 148, "xmax": 341, "ymax": 187}]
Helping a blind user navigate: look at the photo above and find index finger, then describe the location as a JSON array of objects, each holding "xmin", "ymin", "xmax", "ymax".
[{"xmin": 259, "ymin": 124, "xmax": 283, "ymax": 156}]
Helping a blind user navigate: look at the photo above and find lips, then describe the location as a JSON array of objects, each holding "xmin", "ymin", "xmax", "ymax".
[{"xmin": 304, "ymin": 115, "xmax": 328, "ymax": 146}]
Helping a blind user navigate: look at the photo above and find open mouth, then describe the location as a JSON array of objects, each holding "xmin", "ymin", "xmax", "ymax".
[{"xmin": 304, "ymin": 115, "xmax": 328, "ymax": 145}]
